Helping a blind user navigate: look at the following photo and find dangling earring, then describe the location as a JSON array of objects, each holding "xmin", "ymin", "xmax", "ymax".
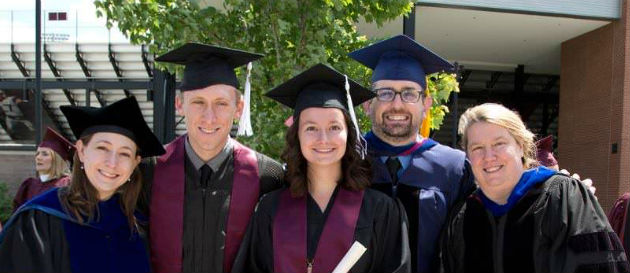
[{"xmin": 80, "ymin": 164, "xmax": 84, "ymax": 170}]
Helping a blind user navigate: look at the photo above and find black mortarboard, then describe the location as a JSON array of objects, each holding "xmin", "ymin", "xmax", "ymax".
[
  {"xmin": 39, "ymin": 127, "xmax": 74, "ymax": 161},
  {"xmin": 155, "ymin": 42, "xmax": 264, "ymax": 91},
  {"xmin": 348, "ymin": 35, "xmax": 454, "ymax": 89},
  {"xmin": 265, "ymin": 63, "xmax": 374, "ymax": 119},
  {"xmin": 60, "ymin": 97, "xmax": 165, "ymax": 158}
]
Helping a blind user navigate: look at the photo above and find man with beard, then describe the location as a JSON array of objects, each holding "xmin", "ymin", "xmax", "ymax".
[{"xmin": 349, "ymin": 35, "xmax": 475, "ymax": 273}]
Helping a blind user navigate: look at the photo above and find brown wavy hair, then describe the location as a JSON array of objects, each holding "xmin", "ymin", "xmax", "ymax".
[
  {"xmin": 59, "ymin": 134, "xmax": 143, "ymax": 231},
  {"xmin": 282, "ymin": 111, "xmax": 372, "ymax": 197}
]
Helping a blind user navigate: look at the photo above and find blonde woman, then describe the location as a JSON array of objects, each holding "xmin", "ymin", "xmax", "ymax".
[
  {"xmin": 441, "ymin": 103, "xmax": 628, "ymax": 273},
  {"xmin": 13, "ymin": 127, "xmax": 74, "ymax": 211}
]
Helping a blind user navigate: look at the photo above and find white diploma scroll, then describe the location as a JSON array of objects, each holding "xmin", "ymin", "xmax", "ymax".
[{"xmin": 331, "ymin": 241, "xmax": 367, "ymax": 273}]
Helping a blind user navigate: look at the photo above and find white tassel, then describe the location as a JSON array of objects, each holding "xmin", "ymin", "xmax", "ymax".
[
  {"xmin": 344, "ymin": 75, "xmax": 367, "ymax": 159},
  {"xmin": 237, "ymin": 62, "xmax": 253, "ymax": 137}
]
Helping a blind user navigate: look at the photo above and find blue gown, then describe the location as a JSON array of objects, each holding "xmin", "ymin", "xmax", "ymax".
[
  {"xmin": 366, "ymin": 132, "xmax": 475, "ymax": 273},
  {"xmin": 0, "ymin": 188, "xmax": 150, "ymax": 273}
]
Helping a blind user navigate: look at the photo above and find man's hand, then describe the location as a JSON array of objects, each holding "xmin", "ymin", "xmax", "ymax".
[{"xmin": 560, "ymin": 169, "xmax": 596, "ymax": 196}]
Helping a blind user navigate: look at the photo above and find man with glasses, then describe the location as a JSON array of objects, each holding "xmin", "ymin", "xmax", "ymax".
[{"xmin": 349, "ymin": 35, "xmax": 475, "ymax": 273}]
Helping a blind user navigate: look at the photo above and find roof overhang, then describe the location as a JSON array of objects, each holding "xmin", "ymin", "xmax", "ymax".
[
  {"xmin": 357, "ymin": 6, "xmax": 612, "ymax": 74},
  {"xmin": 190, "ymin": 1, "xmax": 612, "ymax": 75}
]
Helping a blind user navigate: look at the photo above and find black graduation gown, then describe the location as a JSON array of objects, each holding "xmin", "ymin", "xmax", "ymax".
[
  {"xmin": 0, "ymin": 209, "xmax": 71, "ymax": 272},
  {"xmin": 181, "ymin": 148, "xmax": 233, "ymax": 272},
  {"xmin": 138, "ymin": 137, "xmax": 285, "ymax": 273},
  {"xmin": 442, "ymin": 174, "xmax": 630, "ymax": 273},
  {"xmin": 234, "ymin": 188, "xmax": 411, "ymax": 273}
]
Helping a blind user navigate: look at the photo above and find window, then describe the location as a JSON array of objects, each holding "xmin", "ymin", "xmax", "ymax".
[{"xmin": 48, "ymin": 12, "xmax": 67, "ymax": 21}]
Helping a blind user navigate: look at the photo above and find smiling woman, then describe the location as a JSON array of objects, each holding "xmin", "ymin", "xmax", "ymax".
[
  {"xmin": 0, "ymin": 97, "xmax": 165, "ymax": 273},
  {"xmin": 441, "ymin": 103, "xmax": 629, "ymax": 273},
  {"xmin": 232, "ymin": 64, "xmax": 411, "ymax": 273}
]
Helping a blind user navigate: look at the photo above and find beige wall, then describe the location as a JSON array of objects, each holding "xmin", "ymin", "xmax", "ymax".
[
  {"xmin": 560, "ymin": 0, "xmax": 630, "ymax": 211},
  {"xmin": 0, "ymin": 151, "xmax": 35, "ymax": 197}
]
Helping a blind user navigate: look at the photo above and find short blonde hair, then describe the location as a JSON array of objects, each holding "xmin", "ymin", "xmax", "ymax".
[
  {"xmin": 458, "ymin": 103, "xmax": 537, "ymax": 168},
  {"xmin": 176, "ymin": 88, "xmax": 242, "ymax": 103},
  {"xmin": 37, "ymin": 150, "xmax": 70, "ymax": 179}
]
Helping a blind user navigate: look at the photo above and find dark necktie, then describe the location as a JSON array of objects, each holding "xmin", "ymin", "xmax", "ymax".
[
  {"xmin": 385, "ymin": 156, "xmax": 402, "ymax": 184},
  {"xmin": 199, "ymin": 165, "xmax": 213, "ymax": 189}
]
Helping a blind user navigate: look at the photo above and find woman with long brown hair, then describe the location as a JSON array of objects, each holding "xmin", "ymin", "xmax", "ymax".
[
  {"xmin": 12, "ymin": 127, "xmax": 74, "ymax": 211},
  {"xmin": 234, "ymin": 64, "xmax": 410, "ymax": 273},
  {"xmin": 0, "ymin": 97, "xmax": 165, "ymax": 273}
]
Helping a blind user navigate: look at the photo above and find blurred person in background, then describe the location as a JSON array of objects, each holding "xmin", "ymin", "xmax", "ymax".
[
  {"xmin": 0, "ymin": 97, "xmax": 165, "ymax": 273},
  {"xmin": 13, "ymin": 127, "xmax": 74, "ymax": 211}
]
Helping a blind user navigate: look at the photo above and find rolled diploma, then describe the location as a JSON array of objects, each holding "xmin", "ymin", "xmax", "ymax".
[{"xmin": 331, "ymin": 241, "xmax": 367, "ymax": 273}]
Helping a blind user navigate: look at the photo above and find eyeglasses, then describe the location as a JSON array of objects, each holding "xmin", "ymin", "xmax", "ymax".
[{"xmin": 373, "ymin": 88, "xmax": 423, "ymax": 103}]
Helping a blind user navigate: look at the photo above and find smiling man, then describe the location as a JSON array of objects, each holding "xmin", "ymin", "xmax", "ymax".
[
  {"xmin": 142, "ymin": 43, "xmax": 284, "ymax": 273},
  {"xmin": 349, "ymin": 35, "xmax": 475, "ymax": 273}
]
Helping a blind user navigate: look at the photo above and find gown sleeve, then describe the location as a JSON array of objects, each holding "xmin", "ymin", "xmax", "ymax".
[
  {"xmin": 137, "ymin": 157, "xmax": 156, "ymax": 218},
  {"xmin": 540, "ymin": 175, "xmax": 630, "ymax": 273},
  {"xmin": 12, "ymin": 178, "xmax": 32, "ymax": 212},
  {"xmin": 458, "ymin": 159, "xmax": 477, "ymax": 201},
  {"xmin": 256, "ymin": 153, "xmax": 286, "ymax": 195},
  {"xmin": 231, "ymin": 156, "xmax": 283, "ymax": 273},
  {"xmin": 231, "ymin": 191, "xmax": 278, "ymax": 273},
  {"xmin": 0, "ymin": 209, "xmax": 72, "ymax": 272},
  {"xmin": 608, "ymin": 193, "xmax": 630, "ymax": 240},
  {"xmin": 364, "ymin": 193, "xmax": 411, "ymax": 273}
]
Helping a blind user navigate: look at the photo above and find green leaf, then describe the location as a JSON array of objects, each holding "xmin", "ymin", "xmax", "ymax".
[{"xmin": 92, "ymin": 0, "xmax": 439, "ymax": 160}]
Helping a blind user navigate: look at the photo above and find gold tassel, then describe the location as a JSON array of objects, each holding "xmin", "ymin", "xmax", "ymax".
[{"xmin": 420, "ymin": 109, "xmax": 431, "ymax": 138}]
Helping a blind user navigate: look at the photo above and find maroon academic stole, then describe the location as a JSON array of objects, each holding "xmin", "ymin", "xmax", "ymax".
[
  {"xmin": 149, "ymin": 135, "xmax": 260, "ymax": 273},
  {"xmin": 273, "ymin": 188, "xmax": 365, "ymax": 273}
]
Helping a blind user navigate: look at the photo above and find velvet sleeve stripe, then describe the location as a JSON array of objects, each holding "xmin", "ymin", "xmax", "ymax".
[
  {"xmin": 568, "ymin": 231, "xmax": 625, "ymax": 254},
  {"xmin": 575, "ymin": 261, "xmax": 630, "ymax": 273}
]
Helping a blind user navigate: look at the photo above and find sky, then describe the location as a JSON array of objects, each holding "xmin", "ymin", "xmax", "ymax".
[{"xmin": 0, "ymin": 0, "xmax": 128, "ymax": 43}]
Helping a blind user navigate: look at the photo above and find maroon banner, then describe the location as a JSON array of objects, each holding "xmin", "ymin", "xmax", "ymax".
[
  {"xmin": 223, "ymin": 141, "xmax": 260, "ymax": 273},
  {"xmin": 273, "ymin": 190, "xmax": 308, "ymax": 273},
  {"xmin": 150, "ymin": 135, "xmax": 186, "ymax": 273},
  {"xmin": 273, "ymin": 188, "xmax": 364, "ymax": 273}
]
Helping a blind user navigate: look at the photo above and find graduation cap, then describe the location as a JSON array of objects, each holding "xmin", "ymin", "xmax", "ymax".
[
  {"xmin": 60, "ymin": 97, "xmax": 165, "ymax": 158},
  {"xmin": 536, "ymin": 135, "xmax": 558, "ymax": 167},
  {"xmin": 39, "ymin": 127, "xmax": 75, "ymax": 161},
  {"xmin": 348, "ymin": 34, "xmax": 454, "ymax": 89},
  {"xmin": 266, "ymin": 64, "xmax": 374, "ymax": 117},
  {"xmin": 265, "ymin": 63, "xmax": 375, "ymax": 158},
  {"xmin": 156, "ymin": 43, "xmax": 264, "ymax": 137}
]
